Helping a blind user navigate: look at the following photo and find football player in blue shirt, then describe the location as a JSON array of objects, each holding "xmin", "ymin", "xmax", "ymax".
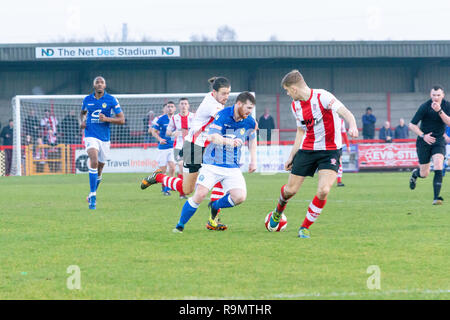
[
  {"xmin": 444, "ymin": 125, "xmax": 450, "ymax": 176},
  {"xmin": 173, "ymin": 92, "xmax": 257, "ymax": 233},
  {"xmin": 151, "ymin": 102, "xmax": 176, "ymax": 195},
  {"xmin": 80, "ymin": 76, "xmax": 125, "ymax": 210}
]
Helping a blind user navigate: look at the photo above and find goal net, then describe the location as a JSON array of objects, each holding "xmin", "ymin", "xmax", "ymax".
[{"xmin": 10, "ymin": 93, "xmax": 253, "ymax": 176}]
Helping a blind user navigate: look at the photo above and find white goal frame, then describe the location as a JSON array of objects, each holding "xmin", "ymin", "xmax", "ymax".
[{"xmin": 11, "ymin": 92, "xmax": 255, "ymax": 176}]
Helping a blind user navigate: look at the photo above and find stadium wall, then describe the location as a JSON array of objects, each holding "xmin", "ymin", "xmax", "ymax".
[
  {"xmin": 1, "ymin": 43, "xmax": 450, "ymax": 132},
  {"xmin": 3, "ymin": 60, "xmax": 449, "ymax": 98},
  {"xmin": 258, "ymin": 92, "xmax": 429, "ymax": 141},
  {"xmin": 0, "ymin": 92, "xmax": 429, "ymax": 142}
]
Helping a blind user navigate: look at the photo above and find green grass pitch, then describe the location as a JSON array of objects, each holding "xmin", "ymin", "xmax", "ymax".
[{"xmin": 0, "ymin": 171, "xmax": 449, "ymax": 299}]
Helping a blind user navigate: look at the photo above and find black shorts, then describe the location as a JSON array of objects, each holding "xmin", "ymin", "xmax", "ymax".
[
  {"xmin": 416, "ymin": 138, "xmax": 446, "ymax": 165},
  {"xmin": 291, "ymin": 149, "xmax": 341, "ymax": 177},
  {"xmin": 182, "ymin": 140, "xmax": 205, "ymax": 173}
]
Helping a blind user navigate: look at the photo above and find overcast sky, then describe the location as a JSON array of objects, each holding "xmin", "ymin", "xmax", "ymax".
[{"xmin": 1, "ymin": 0, "xmax": 450, "ymax": 43}]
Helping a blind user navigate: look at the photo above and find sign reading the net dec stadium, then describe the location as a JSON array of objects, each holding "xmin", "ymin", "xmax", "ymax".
[{"xmin": 35, "ymin": 46, "xmax": 180, "ymax": 59}]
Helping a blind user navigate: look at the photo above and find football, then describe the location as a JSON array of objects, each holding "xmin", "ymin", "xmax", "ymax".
[{"xmin": 264, "ymin": 211, "xmax": 287, "ymax": 232}]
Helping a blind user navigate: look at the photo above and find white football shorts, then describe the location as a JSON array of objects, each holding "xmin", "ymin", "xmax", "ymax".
[
  {"xmin": 84, "ymin": 137, "xmax": 110, "ymax": 163},
  {"xmin": 157, "ymin": 148, "xmax": 175, "ymax": 167},
  {"xmin": 196, "ymin": 164, "xmax": 246, "ymax": 193}
]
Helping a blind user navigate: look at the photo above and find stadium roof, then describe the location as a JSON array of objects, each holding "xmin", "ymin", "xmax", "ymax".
[{"xmin": 1, "ymin": 41, "xmax": 450, "ymax": 62}]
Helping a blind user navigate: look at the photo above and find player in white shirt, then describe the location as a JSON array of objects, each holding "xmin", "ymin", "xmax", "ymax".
[
  {"xmin": 266, "ymin": 69, "xmax": 358, "ymax": 239},
  {"xmin": 141, "ymin": 77, "xmax": 231, "ymax": 230},
  {"xmin": 166, "ymin": 98, "xmax": 195, "ymax": 198},
  {"xmin": 151, "ymin": 102, "xmax": 176, "ymax": 196}
]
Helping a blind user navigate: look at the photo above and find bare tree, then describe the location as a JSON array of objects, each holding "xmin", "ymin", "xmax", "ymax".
[
  {"xmin": 190, "ymin": 34, "xmax": 214, "ymax": 42},
  {"xmin": 141, "ymin": 35, "xmax": 154, "ymax": 42},
  {"xmin": 51, "ymin": 36, "xmax": 97, "ymax": 43},
  {"xmin": 190, "ymin": 25, "xmax": 237, "ymax": 42},
  {"xmin": 122, "ymin": 23, "xmax": 128, "ymax": 42},
  {"xmin": 216, "ymin": 25, "xmax": 237, "ymax": 41},
  {"xmin": 103, "ymin": 26, "xmax": 112, "ymax": 42}
]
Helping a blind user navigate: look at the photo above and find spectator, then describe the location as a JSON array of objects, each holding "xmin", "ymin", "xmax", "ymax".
[
  {"xmin": 22, "ymin": 135, "xmax": 33, "ymax": 175},
  {"xmin": 258, "ymin": 107, "xmax": 276, "ymax": 142},
  {"xmin": 362, "ymin": 107, "xmax": 376, "ymax": 139},
  {"xmin": 0, "ymin": 119, "xmax": 14, "ymax": 175},
  {"xmin": 40, "ymin": 109, "xmax": 58, "ymax": 138},
  {"xmin": 394, "ymin": 118, "xmax": 409, "ymax": 139},
  {"xmin": 45, "ymin": 129, "xmax": 58, "ymax": 145},
  {"xmin": 379, "ymin": 121, "xmax": 394, "ymax": 143},
  {"xmin": 34, "ymin": 137, "xmax": 46, "ymax": 173},
  {"xmin": 23, "ymin": 134, "xmax": 33, "ymax": 146},
  {"xmin": 59, "ymin": 110, "xmax": 81, "ymax": 144},
  {"xmin": 143, "ymin": 110, "xmax": 155, "ymax": 143},
  {"xmin": 24, "ymin": 109, "xmax": 40, "ymax": 141},
  {"xmin": 111, "ymin": 118, "xmax": 132, "ymax": 144},
  {"xmin": 46, "ymin": 129, "xmax": 60, "ymax": 173}
]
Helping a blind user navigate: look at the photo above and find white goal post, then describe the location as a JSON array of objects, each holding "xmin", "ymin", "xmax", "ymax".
[{"xmin": 11, "ymin": 92, "xmax": 255, "ymax": 176}]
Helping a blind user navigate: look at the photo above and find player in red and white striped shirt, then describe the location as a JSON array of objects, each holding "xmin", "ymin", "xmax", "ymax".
[
  {"xmin": 267, "ymin": 70, "xmax": 358, "ymax": 238},
  {"xmin": 140, "ymin": 77, "xmax": 231, "ymax": 230},
  {"xmin": 166, "ymin": 98, "xmax": 195, "ymax": 198}
]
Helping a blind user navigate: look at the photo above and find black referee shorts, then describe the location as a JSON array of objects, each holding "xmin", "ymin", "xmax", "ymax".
[
  {"xmin": 182, "ymin": 140, "xmax": 205, "ymax": 173},
  {"xmin": 416, "ymin": 138, "xmax": 446, "ymax": 165},
  {"xmin": 291, "ymin": 149, "xmax": 341, "ymax": 177}
]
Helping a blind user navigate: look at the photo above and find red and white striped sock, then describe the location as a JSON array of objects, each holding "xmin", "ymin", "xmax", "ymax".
[
  {"xmin": 156, "ymin": 173, "xmax": 184, "ymax": 193},
  {"xmin": 211, "ymin": 182, "xmax": 224, "ymax": 202},
  {"xmin": 177, "ymin": 174, "xmax": 185, "ymax": 196},
  {"xmin": 210, "ymin": 182, "xmax": 224, "ymax": 213},
  {"xmin": 276, "ymin": 184, "xmax": 294, "ymax": 214},
  {"xmin": 301, "ymin": 196, "xmax": 327, "ymax": 229},
  {"xmin": 337, "ymin": 164, "xmax": 343, "ymax": 183}
]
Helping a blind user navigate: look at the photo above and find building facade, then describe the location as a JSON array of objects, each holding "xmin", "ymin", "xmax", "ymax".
[{"xmin": 1, "ymin": 41, "xmax": 449, "ymax": 139}]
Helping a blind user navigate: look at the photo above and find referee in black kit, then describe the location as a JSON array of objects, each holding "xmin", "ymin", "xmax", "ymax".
[{"xmin": 409, "ymin": 85, "xmax": 450, "ymax": 205}]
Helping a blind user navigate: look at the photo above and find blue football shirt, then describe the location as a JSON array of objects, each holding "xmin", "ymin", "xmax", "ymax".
[
  {"xmin": 153, "ymin": 114, "xmax": 174, "ymax": 150},
  {"xmin": 203, "ymin": 105, "xmax": 256, "ymax": 168},
  {"xmin": 81, "ymin": 92, "xmax": 122, "ymax": 142}
]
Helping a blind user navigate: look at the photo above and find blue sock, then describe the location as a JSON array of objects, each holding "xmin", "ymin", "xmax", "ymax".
[
  {"xmin": 176, "ymin": 198, "xmax": 200, "ymax": 228},
  {"xmin": 96, "ymin": 176, "xmax": 102, "ymax": 191},
  {"xmin": 89, "ymin": 168, "xmax": 98, "ymax": 194},
  {"xmin": 212, "ymin": 194, "xmax": 235, "ymax": 211}
]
